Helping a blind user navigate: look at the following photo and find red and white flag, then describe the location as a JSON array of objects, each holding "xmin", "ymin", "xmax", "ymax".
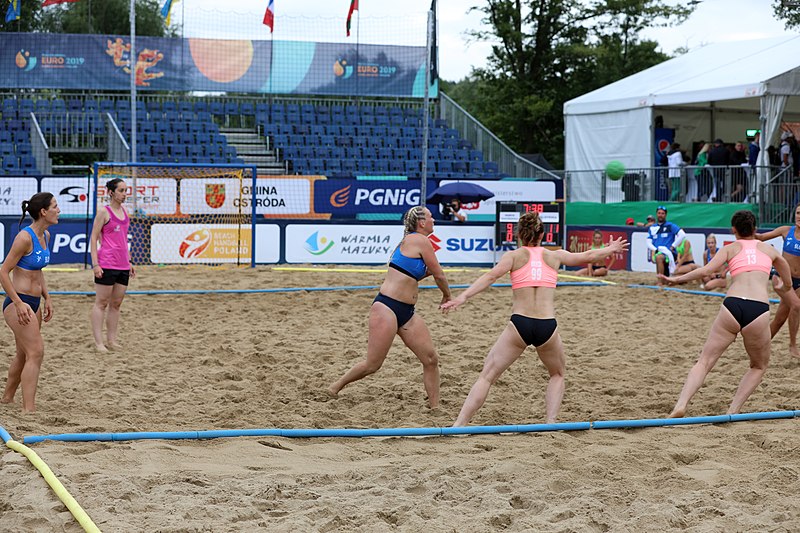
[
  {"xmin": 263, "ymin": 0, "xmax": 274, "ymax": 32},
  {"xmin": 43, "ymin": 0, "xmax": 80, "ymax": 6}
]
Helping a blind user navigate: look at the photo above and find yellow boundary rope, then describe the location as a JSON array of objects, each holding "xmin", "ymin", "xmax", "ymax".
[{"xmin": 4, "ymin": 439, "xmax": 101, "ymax": 532}]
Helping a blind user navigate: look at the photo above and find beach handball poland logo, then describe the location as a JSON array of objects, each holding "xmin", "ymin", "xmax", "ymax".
[
  {"xmin": 304, "ymin": 231, "xmax": 334, "ymax": 256},
  {"xmin": 15, "ymin": 50, "xmax": 37, "ymax": 71},
  {"xmin": 179, "ymin": 229, "xmax": 212, "ymax": 259},
  {"xmin": 334, "ymin": 58, "xmax": 353, "ymax": 79}
]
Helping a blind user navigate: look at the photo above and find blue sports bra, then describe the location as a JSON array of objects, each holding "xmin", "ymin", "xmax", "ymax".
[
  {"xmin": 784, "ymin": 228, "xmax": 800, "ymax": 257},
  {"xmin": 17, "ymin": 226, "xmax": 50, "ymax": 271},
  {"xmin": 388, "ymin": 235, "xmax": 427, "ymax": 281}
]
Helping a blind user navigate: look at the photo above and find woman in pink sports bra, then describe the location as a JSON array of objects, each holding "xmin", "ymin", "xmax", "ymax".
[
  {"xmin": 89, "ymin": 178, "xmax": 136, "ymax": 353},
  {"xmin": 661, "ymin": 210, "xmax": 800, "ymax": 417},
  {"xmin": 441, "ymin": 212, "xmax": 628, "ymax": 426}
]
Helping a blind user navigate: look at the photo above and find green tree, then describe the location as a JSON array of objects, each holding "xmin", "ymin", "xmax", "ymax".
[
  {"xmin": 447, "ymin": 0, "xmax": 694, "ymax": 167},
  {"xmin": 773, "ymin": 0, "xmax": 800, "ymax": 28},
  {"xmin": 2, "ymin": 0, "xmax": 169, "ymax": 36}
]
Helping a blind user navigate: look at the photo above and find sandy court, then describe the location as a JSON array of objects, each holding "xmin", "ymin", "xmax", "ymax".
[{"xmin": 1, "ymin": 265, "xmax": 800, "ymax": 531}]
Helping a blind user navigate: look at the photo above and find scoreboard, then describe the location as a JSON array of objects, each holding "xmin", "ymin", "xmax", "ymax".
[{"xmin": 496, "ymin": 201, "xmax": 565, "ymax": 249}]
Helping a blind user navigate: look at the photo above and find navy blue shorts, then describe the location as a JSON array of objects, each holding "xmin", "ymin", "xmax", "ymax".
[
  {"xmin": 3, "ymin": 293, "xmax": 41, "ymax": 314},
  {"xmin": 374, "ymin": 293, "xmax": 416, "ymax": 328}
]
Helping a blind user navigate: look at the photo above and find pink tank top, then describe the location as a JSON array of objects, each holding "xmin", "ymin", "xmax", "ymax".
[
  {"xmin": 727, "ymin": 239, "xmax": 771, "ymax": 277},
  {"xmin": 97, "ymin": 206, "xmax": 131, "ymax": 270},
  {"xmin": 510, "ymin": 247, "xmax": 558, "ymax": 289}
]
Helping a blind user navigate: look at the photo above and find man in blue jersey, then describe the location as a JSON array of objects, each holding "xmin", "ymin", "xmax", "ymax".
[{"xmin": 647, "ymin": 206, "xmax": 686, "ymax": 284}]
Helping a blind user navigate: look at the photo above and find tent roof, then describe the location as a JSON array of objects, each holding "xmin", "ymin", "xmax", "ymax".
[{"xmin": 564, "ymin": 35, "xmax": 800, "ymax": 115}]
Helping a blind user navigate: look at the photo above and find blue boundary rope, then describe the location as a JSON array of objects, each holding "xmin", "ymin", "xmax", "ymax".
[
  {"xmin": 18, "ymin": 410, "xmax": 798, "ymax": 444},
  {"xmin": 629, "ymin": 284, "xmax": 781, "ymax": 304},
  {"xmin": 0, "ymin": 281, "xmax": 605, "ymax": 297}
]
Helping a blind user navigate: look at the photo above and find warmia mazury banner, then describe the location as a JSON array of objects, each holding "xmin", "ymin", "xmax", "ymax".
[{"xmin": 0, "ymin": 33, "xmax": 437, "ymax": 98}]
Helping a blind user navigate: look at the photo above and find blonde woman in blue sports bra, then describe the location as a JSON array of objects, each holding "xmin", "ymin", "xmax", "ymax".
[
  {"xmin": 442, "ymin": 212, "xmax": 628, "ymax": 426},
  {"xmin": 756, "ymin": 202, "xmax": 800, "ymax": 358},
  {"xmin": 0, "ymin": 192, "xmax": 60, "ymax": 412},
  {"xmin": 328, "ymin": 206, "xmax": 452, "ymax": 408}
]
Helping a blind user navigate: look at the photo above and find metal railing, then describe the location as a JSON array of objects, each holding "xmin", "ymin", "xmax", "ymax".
[
  {"xmin": 759, "ymin": 166, "xmax": 798, "ymax": 225},
  {"xmin": 106, "ymin": 112, "xmax": 130, "ymax": 163},
  {"xmin": 28, "ymin": 112, "xmax": 52, "ymax": 174},
  {"xmin": 439, "ymin": 92, "xmax": 558, "ymax": 179},
  {"xmin": 36, "ymin": 112, "xmax": 107, "ymax": 153},
  {"xmin": 560, "ymin": 165, "xmax": 782, "ymax": 205}
]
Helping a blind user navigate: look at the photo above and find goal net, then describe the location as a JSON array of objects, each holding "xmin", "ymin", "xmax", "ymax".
[{"xmin": 93, "ymin": 162, "xmax": 257, "ymax": 266}]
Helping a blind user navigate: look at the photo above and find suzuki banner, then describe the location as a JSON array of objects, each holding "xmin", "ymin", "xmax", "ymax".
[{"xmin": 2, "ymin": 33, "xmax": 434, "ymax": 98}]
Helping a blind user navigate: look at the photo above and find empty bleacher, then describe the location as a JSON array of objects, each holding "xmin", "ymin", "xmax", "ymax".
[{"xmin": 0, "ymin": 95, "xmax": 505, "ymax": 178}]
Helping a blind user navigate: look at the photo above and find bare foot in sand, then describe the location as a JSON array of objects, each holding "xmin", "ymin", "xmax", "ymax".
[
  {"xmin": 95, "ymin": 344, "xmax": 109, "ymax": 353},
  {"xmin": 668, "ymin": 407, "xmax": 686, "ymax": 418},
  {"xmin": 1, "ymin": 396, "xmax": 13, "ymax": 404},
  {"xmin": 107, "ymin": 343, "xmax": 123, "ymax": 351},
  {"xmin": 791, "ymin": 345, "xmax": 800, "ymax": 358},
  {"xmin": 326, "ymin": 386, "xmax": 339, "ymax": 398}
]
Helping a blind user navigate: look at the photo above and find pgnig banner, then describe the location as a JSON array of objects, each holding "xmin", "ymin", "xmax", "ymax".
[{"xmin": 1, "ymin": 33, "xmax": 434, "ymax": 98}]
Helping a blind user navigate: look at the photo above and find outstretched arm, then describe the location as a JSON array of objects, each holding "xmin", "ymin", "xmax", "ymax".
[
  {"xmin": 661, "ymin": 245, "xmax": 730, "ymax": 285},
  {"xmin": 553, "ymin": 236, "xmax": 628, "ymax": 267},
  {"xmin": 441, "ymin": 252, "xmax": 515, "ymax": 313},
  {"xmin": 756, "ymin": 226, "xmax": 790, "ymax": 242}
]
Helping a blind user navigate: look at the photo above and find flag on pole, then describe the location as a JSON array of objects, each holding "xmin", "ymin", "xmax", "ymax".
[
  {"xmin": 160, "ymin": 0, "xmax": 180, "ymax": 26},
  {"xmin": 5, "ymin": 0, "xmax": 20, "ymax": 22},
  {"xmin": 42, "ymin": 0, "xmax": 80, "ymax": 6},
  {"xmin": 346, "ymin": 0, "xmax": 358, "ymax": 37},
  {"xmin": 263, "ymin": 0, "xmax": 274, "ymax": 31},
  {"xmin": 429, "ymin": 0, "xmax": 438, "ymax": 83}
]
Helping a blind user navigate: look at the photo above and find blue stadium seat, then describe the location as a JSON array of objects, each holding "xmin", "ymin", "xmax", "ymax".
[
  {"xmin": 374, "ymin": 160, "xmax": 389, "ymax": 173},
  {"xmin": 17, "ymin": 143, "xmax": 32, "ymax": 156},
  {"xmin": 98, "ymin": 99, "xmax": 114, "ymax": 114},
  {"xmin": 162, "ymin": 101, "xmax": 177, "ymax": 113},
  {"xmin": 35, "ymin": 100, "xmax": 51, "ymax": 113},
  {"xmin": 18, "ymin": 99, "xmax": 34, "ymax": 114},
  {"xmin": 224, "ymin": 102, "xmax": 239, "ymax": 116},
  {"xmin": 188, "ymin": 146, "xmax": 202, "ymax": 159},
  {"xmin": 164, "ymin": 111, "xmax": 180, "ymax": 122},
  {"xmin": 437, "ymin": 161, "xmax": 453, "ymax": 173},
  {"xmin": 255, "ymin": 103, "xmax": 269, "ymax": 117},
  {"xmin": 482, "ymin": 161, "xmax": 499, "ymax": 176},
  {"xmin": 408, "ymin": 148, "xmax": 422, "ymax": 160},
  {"xmin": 209, "ymin": 102, "xmax": 224, "ymax": 116},
  {"xmin": 341, "ymin": 159, "xmax": 356, "ymax": 174},
  {"xmin": 0, "ymin": 132, "xmax": 10, "ymax": 143},
  {"xmin": 1, "ymin": 99, "xmax": 17, "ymax": 113},
  {"xmin": 389, "ymin": 160, "xmax": 404, "ymax": 174},
  {"xmin": 240, "ymin": 103, "xmax": 255, "ymax": 116},
  {"xmin": 178, "ymin": 102, "xmax": 193, "ymax": 115},
  {"xmin": 377, "ymin": 147, "xmax": 393, "ymax": 159},
  {"xmin": 325, "ymin": 159, "xmax": 342, "ymax": 173},
  {"xmin": 194, "ymin": 101, "xmax": 208, "ymax": 113},
  {"xmin": 0, "ymin": 143, "xmax": 14, "ymax": 156},
  {"xmin": 146, "ymin": 100, "xmax": 161, "ymax": 112},
  {"xmin": 452, "ymin": 161, "xmax": 467, "ymax": 175},
  {"xmin": 469, "ymin": 149, "xmax": 484, "ymax": 161}
]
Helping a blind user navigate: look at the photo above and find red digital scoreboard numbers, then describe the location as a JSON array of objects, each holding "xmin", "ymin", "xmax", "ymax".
[{"xmin": 496, "ymin": 201, "xmax": 565, "ymax": 249}]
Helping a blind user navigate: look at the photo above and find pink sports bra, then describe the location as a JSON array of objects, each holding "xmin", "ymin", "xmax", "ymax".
[
  {"xmin": 727, "ymin": 239, "xmax": 772, "ymax": 277},
  {"xmin": 510, "ymin": 246, "xmax": 558, "ymax": 289}
]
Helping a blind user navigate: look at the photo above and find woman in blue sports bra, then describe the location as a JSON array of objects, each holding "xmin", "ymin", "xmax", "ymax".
[
  {"xmin": 329, "ymin": 205, "xmax": 452, "ymax": 408},
  {"xmin": 756, "ymin": 202, "xmax": 800, "ymax": 358},
  {"xmin": 0, "ymin": 192, "xmax": 60, "ymax": 413}
]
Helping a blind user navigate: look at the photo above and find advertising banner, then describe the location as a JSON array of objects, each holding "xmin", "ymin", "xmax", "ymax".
[
  {"xmin": 151, "ymin": 224, "xmax": 251, "ymax": 264},
  {"xmin": 285, "ymin": 224, "xmax": 404, "ymax": 263},
  {"xmin": 428, "ymin": 226, "xmax": 515, "ymax": 264},
  {"xmin": 434, "ymin": 180, "xmax": 558, "ymax": 222},
  {"xmin": 254, "ymin": 224, "xmax": 281, "ymax": 264},
  {"xmin": 181, "ymin": 176, "xmax": 312, "ymax": 215},
  {"xmin": 43, "ymin": 176, "xmax": 94, "ymax": 218},
  {"xmin": 0, "ymin": 178, "xmax": 38, "ymax": 216},
  {"xmin": 1, "ymin": 33, "xmax": 434, "ymax": 98},
  {"xmin": 565, "ymin": 229, "xmax": 629, "ymax": 270},
  {"xmin": 313, "ymin": 180, "xmax": 420, "ymax": 217},
  {"xmin": 97, "ymin": 178, "xmax": 178, "ymax": 216}
]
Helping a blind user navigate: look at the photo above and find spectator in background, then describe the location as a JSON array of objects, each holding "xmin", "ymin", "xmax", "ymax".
[
  {"xmin": 625, "ymin": 217, "xmax": 635, "ymax": 226},
  {"xmin": 749, "ymin": 133, "xmax": 760, "ymax": 168},
  {"xmin": 768, "ymin": 145, "xmax": 780, "ymax": 167},
  {"xmin": 707, "ymin": 138, "xmax": 730, "ymax": 202},
  {"xmin": 694, "ymin": 142, "xmax": 711, "ymax": 202},
  {"xmin": 575, "ymin": 230, "xmax": 611, "ymax": 277},
  {"xmin": 701, "ymin": 234, "xmax": 728, "ymax": 291},
  {"xmin": 731, "ymin": 141, "xmax": 748, "ymax": 202},
  {"xmin": 780, "ymin": 131, "xmax": 794, "ymax": 176},
  {"xmin": 441, "ymin": 198, "xmax": 467, "ymax": 223},
  {"xmin": 674, "ymin": 238, "xmax": 700, "ymax": 276},
  {"xmin": 668, "ymin": 142, "xmax": 684, "ymax": 201},
  {"xmin": 647, "ymin": 206, "xmax": 686, "ymax": 284},
  {"xmin": 634, "ymin": 214, "xmax": 656, "ymax": 228}
]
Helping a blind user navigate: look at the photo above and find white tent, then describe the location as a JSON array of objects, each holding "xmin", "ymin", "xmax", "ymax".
[{"xmin": 564, "ymin": 35, "xmax": 800, "ymax": 201}]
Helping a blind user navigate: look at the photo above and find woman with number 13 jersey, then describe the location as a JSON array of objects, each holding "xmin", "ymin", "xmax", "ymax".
[{"xmin": 442, "ymin": 212, "xmax": 628, "ymax": 426}]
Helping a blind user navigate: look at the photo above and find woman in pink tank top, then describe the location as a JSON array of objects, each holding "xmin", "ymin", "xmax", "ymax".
[
  {"xmin": 442, "ymin": 212, "xmax": 628, "ymax": 426},
  {"xmin": 661, "ymin": 210, "xmax": 800, "ymax": 417},
  {"xmin": 89, "ymin": 178, "xmax": 136, "ymax": 353}
]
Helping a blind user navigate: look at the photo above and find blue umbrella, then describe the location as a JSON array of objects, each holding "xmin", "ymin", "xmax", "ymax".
[{"xmin": 426, "ymin": 182, "xmax": 495, "ymax": 204}]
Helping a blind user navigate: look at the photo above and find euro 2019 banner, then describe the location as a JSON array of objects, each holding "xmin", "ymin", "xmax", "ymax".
[{"xmin": 0, "ymin": 33, "xmax": 435, "ymax": 98}]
